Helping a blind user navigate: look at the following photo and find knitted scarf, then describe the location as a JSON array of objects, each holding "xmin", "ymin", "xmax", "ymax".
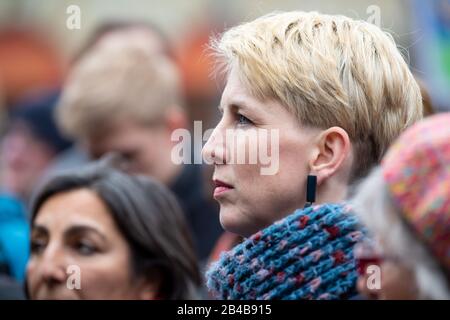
[{"xmin": 206, "ymin": 203, "xmax": 366, "ymax": 300}]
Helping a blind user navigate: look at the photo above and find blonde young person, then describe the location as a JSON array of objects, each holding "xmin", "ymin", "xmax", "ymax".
[{"xmin": 204, "ymin": 11, "xmax": 423, "ymax": 299}]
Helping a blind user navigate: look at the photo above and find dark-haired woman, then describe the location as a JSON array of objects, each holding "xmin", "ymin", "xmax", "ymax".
[{"xmin": 26, "ymin": 159, "xmax": 201, "ymax": 299}]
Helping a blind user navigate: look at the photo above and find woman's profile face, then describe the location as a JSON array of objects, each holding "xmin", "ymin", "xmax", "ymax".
[
  {"xmin": 27, "ymin": 188, "xmax": 153, "ymax": 300},
  {"xmin": 202, "ymin": 67, "xmax": 320, "ymax": 237}
]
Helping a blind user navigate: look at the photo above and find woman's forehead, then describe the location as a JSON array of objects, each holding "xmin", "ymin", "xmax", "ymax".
[{"xmin": 34, "ymin": 189, "xmax": 113, "ymax": 236}]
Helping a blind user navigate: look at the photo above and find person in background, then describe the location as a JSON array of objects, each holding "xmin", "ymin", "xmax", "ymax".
[
  {"xmin": 56, "ymin": 27, "xmax": 223, "ymax": 264},
  {"xmin": 36, "ymin": 21, "xmax": 174, "ymax": 178},
  {"xmin": 351, "ymin": 113, "xmax": 450, "ymax": 300},
  {"xmin": 1, "ymin": 90, "xmax": 72, "ymax": 205},
  {"xmin": 26, "ymin": 157, "xmax": 202, "ymax": 300},
  {"xmin": 71, "ymin": 20, "xmax": 175, "ymax": 64}
]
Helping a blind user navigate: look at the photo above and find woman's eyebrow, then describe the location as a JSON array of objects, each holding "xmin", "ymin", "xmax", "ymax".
[
  {"xmin": 219, "ymin": 98, "xmax": 254, "ymax": 113},
  {"xmin": 223, "ymin": 100, "xmax": 253, "ymax": 110},
  {"xmin": 31, "ymin": 225, "xmax": 48, "ymax": 236},
  {"xmin": 229, "ymin": 98, "xmax": 254, "ymax": 112},
  {"xmin": 64, "ymin": 225, "xmax": 107, "ymax": 242}
]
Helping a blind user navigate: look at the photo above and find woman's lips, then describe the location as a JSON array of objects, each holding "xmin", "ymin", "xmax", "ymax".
[{"xmin": 213, "ymin": 179, "xmax": 234, "ymax": 198}]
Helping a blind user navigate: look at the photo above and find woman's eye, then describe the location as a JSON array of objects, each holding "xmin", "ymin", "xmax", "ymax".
[
  {"xmin": 30, "ymin": 239, "xmax": 46, "ymax": 255},
  {"xmin": 75, "ymin": 242, "xmax": 97, "ymax": 256},
  {"xmin": 237, "ymin": 114, "xmax": 253, "ymax": 126}
]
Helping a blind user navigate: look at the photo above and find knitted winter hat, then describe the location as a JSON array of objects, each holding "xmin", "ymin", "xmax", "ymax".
[
  {"xmin": 206, "ymin": 203, "xmax": 366, "ymax": 300},
  {"xmin": 382, "ymin": 113, "xmax": 450, "ymax": 277}
]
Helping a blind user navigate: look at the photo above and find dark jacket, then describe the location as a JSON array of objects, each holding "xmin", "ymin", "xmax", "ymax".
[{"xmin": 170, "ymin": 164, "xmax": 223, "ymax": 262}]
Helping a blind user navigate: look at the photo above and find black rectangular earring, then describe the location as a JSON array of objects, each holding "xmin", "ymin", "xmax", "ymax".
[{"xmin": 303, "ymin": 174, "xmax": 317, "ymax": 208}]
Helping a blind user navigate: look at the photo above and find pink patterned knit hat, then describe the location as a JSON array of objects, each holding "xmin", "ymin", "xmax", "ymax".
[{"xmin": 382, "ymin": 113, "xmax": 450, "ymax": 276}]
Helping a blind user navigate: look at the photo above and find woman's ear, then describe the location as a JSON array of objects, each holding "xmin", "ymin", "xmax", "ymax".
[{"xmin": 309, "ymin": 127, "xmax": 351, "ymax": 185}]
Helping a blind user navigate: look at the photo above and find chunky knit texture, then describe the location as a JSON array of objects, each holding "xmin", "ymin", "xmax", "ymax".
[
  {"xmin": 382, "ymin": 113, "xmax": 450, "ymax": 276},
  {"xmin": 206, "ymin": 203, "xmax": 365, "ymax": 300}
]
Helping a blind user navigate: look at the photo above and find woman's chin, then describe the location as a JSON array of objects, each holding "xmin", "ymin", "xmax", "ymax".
[
  {"xmin": 219, "ymin": 207, "xmax": 257, "ymax": 238},
  {"xmin": 34, "ymin": 291, "xmax": 81, "ymax": 300}
]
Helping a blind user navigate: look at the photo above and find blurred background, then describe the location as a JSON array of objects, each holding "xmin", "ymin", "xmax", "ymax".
[
  {"xmin": 0, "ymin": 0, "xmax": 449, "ymax": 298},
  {"xmin": 1, "ymin": 0, "xmax": 449, "ymax": 121}
]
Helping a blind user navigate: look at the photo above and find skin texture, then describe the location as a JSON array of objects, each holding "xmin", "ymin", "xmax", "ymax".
[
  {"xmin": 357, "ymin": 259, "xmax": 418, "ymax": 300},
  {"xmin": 357, "ymin": 238, "xmax": 418, "ymax": 300},
  {"xmin": 1, "ymin": 124, "xmax": 55, "ymax": 200},
  {"xmin": 85, "ymin": 115, "xmax": 183, "ymax": 186},
  {"xmin": 27, "ymin": 189, "xmax": 156, "ymax": 300}
]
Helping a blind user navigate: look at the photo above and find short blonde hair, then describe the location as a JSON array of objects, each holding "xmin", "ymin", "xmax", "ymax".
[
  {"xmin": 212, "ymin": 11, "xmax": 423, "ymax": 181},
  {"xmin": 57, "ymin": 37, "xmax": 182, "ymax": 139}
]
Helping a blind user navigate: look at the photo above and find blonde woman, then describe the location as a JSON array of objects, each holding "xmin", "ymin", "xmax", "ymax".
[{"xmin": 204, "ymin": 11, "xmax": 423, "ymax": 299}]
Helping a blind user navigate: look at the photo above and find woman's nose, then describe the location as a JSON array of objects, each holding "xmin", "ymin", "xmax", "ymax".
[
  {"xmin": 202, "ymin": 126, "xmax": 227, "ymax": 165},
  {"xmin": 38, "ymin": 244, "xmax": 68, "ymax": 286}
]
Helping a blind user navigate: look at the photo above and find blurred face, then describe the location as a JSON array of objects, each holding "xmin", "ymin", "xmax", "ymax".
[
  {"xmin": 86, "ymin": 119, "xmax": 179, "ymax": 185},
  {"xmin": 356, "ymin": 240, "xmax": 418, "ymax": 299},
  {"xmin": 27, "ymin": 188, "xmax": 153, "ymax": 300},
  {"xmin": 202, "ymin": 67, "xmax": 320, "ymax": 237},
  {"xmin": 357, "ymin": 261, "xmax": 417, "ymax": 300},
  {"xmin": 1, "ymin": 124, "xmax": 55, "ymax": 199},
  {"xmin": 96, "ymin": 27, "xmax": 168, "ymax": 56}
]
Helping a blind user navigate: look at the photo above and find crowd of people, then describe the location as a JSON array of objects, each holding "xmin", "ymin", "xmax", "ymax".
[{"xmin": 0, "ymin": 10, "xmax": 448, "ymax": 300}]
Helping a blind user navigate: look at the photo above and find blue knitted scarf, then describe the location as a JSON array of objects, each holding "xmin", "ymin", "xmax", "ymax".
[{"xmin": 206, "ymin": 203, "xmax": 366, "ymax": 300}]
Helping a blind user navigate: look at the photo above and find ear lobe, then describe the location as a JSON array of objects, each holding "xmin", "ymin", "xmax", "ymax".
[{"xmin": 309, "ymin": 127, "xmax": 351, "ymax": 185}]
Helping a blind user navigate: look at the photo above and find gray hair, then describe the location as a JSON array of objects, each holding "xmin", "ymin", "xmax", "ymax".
[{"xmin": 351, "ymin": 167, "xmax": 450, "ymax": 299}]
